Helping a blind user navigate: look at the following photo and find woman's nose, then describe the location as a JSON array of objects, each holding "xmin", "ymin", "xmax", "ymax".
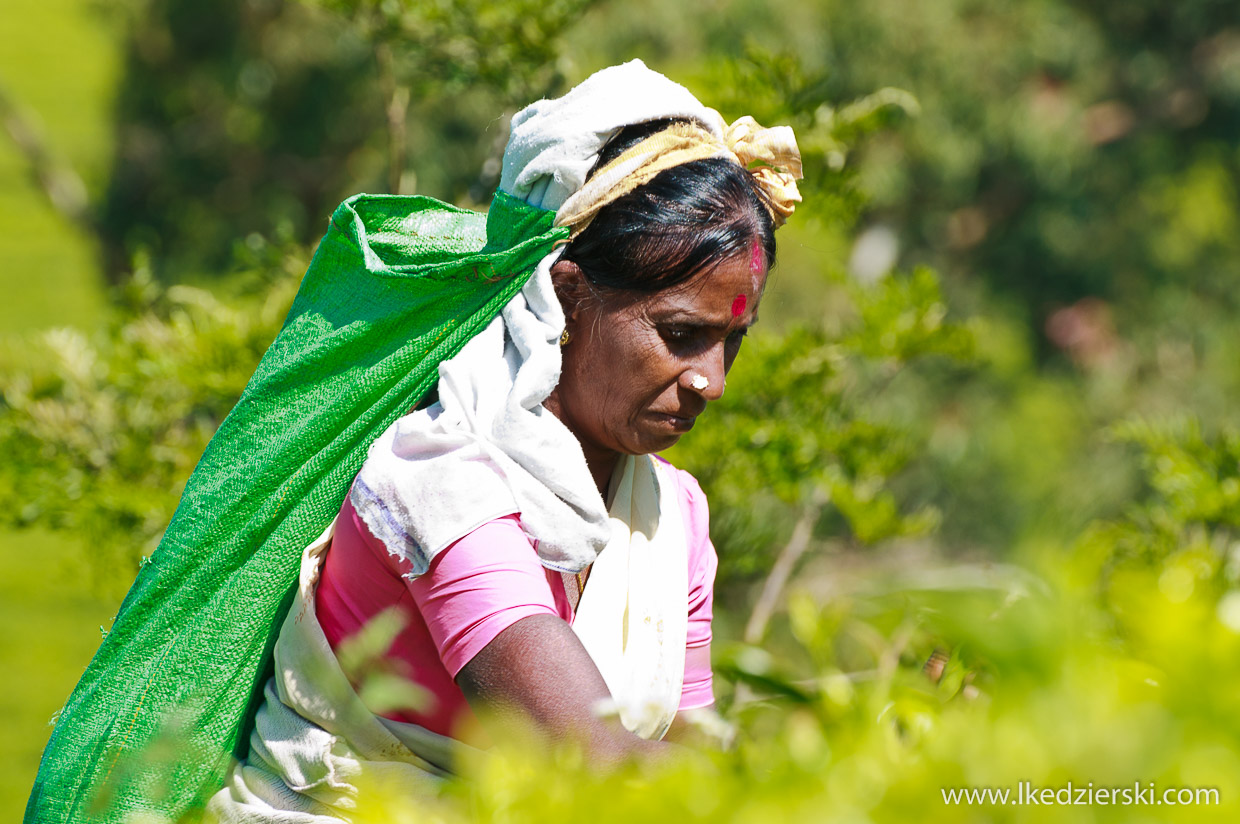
[{"xmin": 686, "ymin": 344, "xmax": 727, "ymax": 400}]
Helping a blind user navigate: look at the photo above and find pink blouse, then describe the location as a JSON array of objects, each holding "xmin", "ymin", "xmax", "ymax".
[{"xmin": 315, "ymin": 457, "xmax": 718, "ymax": 738}]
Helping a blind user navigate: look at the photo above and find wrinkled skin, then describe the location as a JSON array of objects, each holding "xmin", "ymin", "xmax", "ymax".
[
  {"xmin": 545, "ymin": 252, "xmax": 767, "ymax": 490},
  {"xmin": 457, "ymin": 252, "xmax": 766, "ymax": 759}
]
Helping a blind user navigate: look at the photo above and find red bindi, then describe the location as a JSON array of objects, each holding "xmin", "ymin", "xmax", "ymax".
[{"xmin": 731, "ymin": 293, "xmax": 747, "ymax": 317}]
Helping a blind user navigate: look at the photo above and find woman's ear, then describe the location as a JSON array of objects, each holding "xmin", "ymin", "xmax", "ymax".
[{"xmin": 549, "ymin": 259, "xmax": 590, "ymax": 320}]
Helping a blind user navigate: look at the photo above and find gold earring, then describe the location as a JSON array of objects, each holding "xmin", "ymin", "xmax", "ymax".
[{"xmin": 559, "ymin": 328, "xmax": 571, "ymax": 346}]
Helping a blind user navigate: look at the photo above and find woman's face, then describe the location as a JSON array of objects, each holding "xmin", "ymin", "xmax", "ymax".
[{"xmin": 548, "ymin": 250, "xmax": 766, "ymax": 470}]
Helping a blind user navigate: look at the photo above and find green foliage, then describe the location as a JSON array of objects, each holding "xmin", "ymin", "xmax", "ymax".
[
  {"xmin": 305, "ymin": 0, "xmax": 594, "ymax": 98},
  {"xmin": 297, "ymin": 0, "xmax": 596, "ymax": 199},
  {"xmin": 0, "ymin": 255, "xmax": 301, "ymax": 591},
  {"xmin": 1112, "ymin": 418, "xmax": 1240, "ymax": 531},
  {"xmin": 813, "ymin": 0, "xmax": 1240, "ymax": 338},
  {"xmin": 91, "ymin": 0, "xmax": 594, "ymax": 282},
  {"xmin": 1083, "ymin": 419, "xmax": 1240, "ymax": 624},
  {"xmin": 698, "ymin": 45, "xmax": 921, "ymax": 239},
  {"xmin": 669, "ymin": 265, "xmax": 973, "ymax": 580},
  {"xmin": 97, "ymin": 0, "xmax": 382, "ymax": 281}
]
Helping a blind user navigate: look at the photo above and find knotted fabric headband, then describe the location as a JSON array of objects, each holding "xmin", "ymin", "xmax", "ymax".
[{"xmin": 553, "ymin": 110, "xmax": 803, "ymax": 239}]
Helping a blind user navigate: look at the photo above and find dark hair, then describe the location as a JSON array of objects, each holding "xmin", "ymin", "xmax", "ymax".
[{"xmin": 559, "ymin": 119, "xmax": 777, "ymax": 294}]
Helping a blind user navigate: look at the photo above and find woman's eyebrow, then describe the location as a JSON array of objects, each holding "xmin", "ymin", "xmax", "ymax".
[
  {"xmin": 656, "ymin": 308, "xmax": 760, "ymax": 331},
  {"xmin": 657, "ymin": 309, "xmax": 731, "ymax": 326}
]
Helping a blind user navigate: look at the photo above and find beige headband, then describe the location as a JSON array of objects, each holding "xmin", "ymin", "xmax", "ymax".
[{"xmin": 553, "ymin": 110, "xmax": 803, "ymax": 239}]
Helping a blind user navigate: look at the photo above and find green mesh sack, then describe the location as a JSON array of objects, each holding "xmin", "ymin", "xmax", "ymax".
[{"xmin": 24, "ymin": 190, "xmax": 568, "ymax": 824}]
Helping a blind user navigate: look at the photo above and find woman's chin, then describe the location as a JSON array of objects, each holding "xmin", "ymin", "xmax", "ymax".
[{"xmin": 628, "ymin": 419, "xmax": 692, "ymax": 454}]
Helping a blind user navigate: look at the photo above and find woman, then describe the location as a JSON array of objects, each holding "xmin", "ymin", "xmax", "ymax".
[
  {"xmin": 206, "ymin": 60, "xmax": 801, "ymax": 820},
  {"xmin": 323, "ymin": 124, "xmax": 775, "ymax": 750},
  {"xmin": 25, "ymin": 60, "xmax": 800, "ymax": 824}
]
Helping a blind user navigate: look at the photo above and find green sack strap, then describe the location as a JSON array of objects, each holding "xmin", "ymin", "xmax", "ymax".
[{"xmin": 25, "ymin": 190, "xmax": 569, "ymax": 824}]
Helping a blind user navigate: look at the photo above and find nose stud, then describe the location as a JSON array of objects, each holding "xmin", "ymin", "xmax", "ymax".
[{"xmin": 690, "ymin": 374, "xmax": 710, "ymax": 391}]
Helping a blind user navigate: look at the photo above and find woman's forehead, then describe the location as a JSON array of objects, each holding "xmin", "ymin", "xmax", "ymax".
[{"xmin": 638, "ymin": 259, "xmax": 766, "ymax": 324}]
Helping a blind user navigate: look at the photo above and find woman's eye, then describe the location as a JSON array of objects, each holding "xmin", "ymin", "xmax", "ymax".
[{"xmin": 662, "ymin": 326, "xmax": 697, "ymax": 344}]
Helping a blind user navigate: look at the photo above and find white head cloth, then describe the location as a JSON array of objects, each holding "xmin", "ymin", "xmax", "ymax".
[
  {"xmin": 500, "ymin": 59, "xmax": 723, "ymax": 211},
  {"xmin": 352, "ymin": 60, "xmax": 715, "ymax": 576}
]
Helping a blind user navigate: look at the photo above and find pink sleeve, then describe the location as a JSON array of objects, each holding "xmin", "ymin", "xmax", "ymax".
[
  {"xmin": 676, "ymin": 468, "xmax": 718, "ymax": 711},
  {"xmin": 406, "ymin": 515, "xmax": 562, "ymax": 678}
]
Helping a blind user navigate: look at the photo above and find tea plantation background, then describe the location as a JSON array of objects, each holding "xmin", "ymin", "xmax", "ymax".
[{"xmin": 3, "ymin": 0, "xmax": 1240, "ymax": 820}]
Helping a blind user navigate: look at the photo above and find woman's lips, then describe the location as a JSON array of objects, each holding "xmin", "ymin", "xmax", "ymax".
[{"xmin": 652, "ymin": 411, "xmax": 697, "ymax": 432}]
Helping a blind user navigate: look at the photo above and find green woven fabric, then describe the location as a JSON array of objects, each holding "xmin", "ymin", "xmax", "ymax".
[{"xmin": 24, "ymin": 190, "xmax": 568, "ymax": 824}]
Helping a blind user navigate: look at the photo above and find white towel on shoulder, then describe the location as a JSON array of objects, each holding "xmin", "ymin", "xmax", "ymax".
[{"xmin": 352, "ymin": 246, "xmax": 611, "ymax": 574}]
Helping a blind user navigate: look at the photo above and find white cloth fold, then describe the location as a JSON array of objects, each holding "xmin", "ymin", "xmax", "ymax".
[
  {"xmin": 572, "ymin": 454, "xmax": 688, "ymax": 739},
  {"xmin": 352, "ymin": 245, "xmax": 611, "ymax": 575}
]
